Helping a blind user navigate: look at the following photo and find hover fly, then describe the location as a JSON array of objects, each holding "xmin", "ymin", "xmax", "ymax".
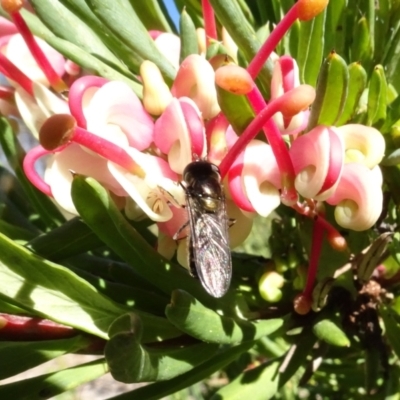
[{"xmin": 178, "ymin": 160, "xmax": 232, "ymax": 298}]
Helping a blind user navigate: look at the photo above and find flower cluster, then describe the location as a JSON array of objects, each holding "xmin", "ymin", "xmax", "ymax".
[{"xmin": 0, "ymin": 0, "xmax": 386, "ymax": 309}]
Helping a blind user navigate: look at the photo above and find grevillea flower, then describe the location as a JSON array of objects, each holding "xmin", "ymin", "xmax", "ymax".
[{"xmin": 2, "ymin": 0, "xmax": 386, "ymax": 308}]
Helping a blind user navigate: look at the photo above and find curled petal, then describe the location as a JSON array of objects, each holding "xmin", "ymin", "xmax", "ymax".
[
  {"xmin": 108, "ymin": 148, "xmax": 180, "ymax": 222},
  {"xmin": 228, "ymin": 151, "xmax": 255, "ymax": 212},
  {"xmin": 326, "ymin": 164, "xmax": 383, "ymax": 231},
  {"xmin": 271, "ymin": 56, "xmax": 305, "ymax": 133},
  {"xmin": 290, "ymin": 126, "xmax": 344, "ymax": 200},
  {"xmin": 84, "ymin": 81, "xmax": 154, "ymax": 150},
  {"xmin": 44, "ymin": 144, "xmax": 125, "ymax": 214},
  {"xmin": 5, "ymin": 34, "xmax": 64, "ymax": 86},
  {"xmin": 0, "ymin": 17, "xmax": 17, "ymax": 36},
  {"xmin": 154, "ymin": 32, "xmax": 181, "ymax": 70},
  {"xmin": 336, "ymin": 124, "xmax": 385, "ymax": 168},
  {"xmin": 154, "ymin": 97, "xmax": 206, "ymax": 174},
  {"xmin": 206, "ymin": 114, "xmax": 230, "ymax": 165},
  {"xmin": 227, "ymin": 199, "xmax": 253, "ymax": 248},
  {"xmin": 171, "ymin": 54, "xmax": 220, "ymax": 119},
  {"xmin": 14, "ymin": 83, "xmax": 69, "ymax": 139},
  {"xmin": 14, "ymin": 88, "xmax": 46, "ymax": 139},
  {"xmin": 68, "ymin": 76, "xmax": 109, "ymax": 128},
  {"xmin": 157, "ymin": 232, "xmax": 178, "ymax": 260},
  {"xmin": 271, "ymin": 56, "xmax": 300, "ymax": 98},
  {"xmin": 33, "ymin": 82, "xmax": 69, "ymax": 116},
  {"xmin": 242, "ymin": 140, "xmax": 281, "ymax": 216},
  {"xmin": 221, "ymin": 27, "xmax": 238, "ymax": 62}
]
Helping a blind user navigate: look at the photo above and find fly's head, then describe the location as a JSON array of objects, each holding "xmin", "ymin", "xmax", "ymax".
[{"xmin": 183, "ymin": 160, "xmax": 223, "ymax": 212}]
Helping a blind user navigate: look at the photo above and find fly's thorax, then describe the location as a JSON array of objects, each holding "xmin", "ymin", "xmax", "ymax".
[{"xmin": 183, "ymin": 160, "xmax": 223, "ymax": 212}]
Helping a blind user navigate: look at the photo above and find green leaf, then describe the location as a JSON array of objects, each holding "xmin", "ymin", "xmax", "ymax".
[
  {"xmin": 0, "ymin": 358, "xmax": 107, "ymax": 400},
  {"xmin": 307, "ymin": 51, "xmax": 349, "ymax": 130},
  {"xmin": 85, "ymin": 0, "xmax": 176, "ymax": 82},
  {"xmin": 297, "ymin": 9, "xmax": 326, "ymax": 87},
  {"xmin": 383, "ymin": 21, "xmax": 400, "ymax": 93},
  {"xmin": 106, "ymin": 341, "xmax": 254, "ymax": 399},
  {"xmin": 26, "ymin": 217, "xmax": 103, "ymax": 261},
  {"xmin": 312, "ymin": 318, "xmax": 350, "ymax": 347},
  {"xmin": 179, "ymin": 8, "xmax": 199, "ymax": 63},
  {"xmin": 351, "ymin": 17, "xmax": 372, "ymax": 69},
  {"xmin": 208, "ymin": 0, "xmax": 272, "ymax": 94},
  {"xmin": 166, "ymin": 290, "xmax": 283, "ymax": 344},
  {"xmin": 210, "ymin": 329, "xmax": 316, "ymax": 400},
  {"xmin": 128, "ymin": 0, "xmax": 173, "ymax": 32},
  {"xmin": 336, "ymin": 62, "xmax": 367, "ymax": 125},
  {"xmin": 217, "ymin": 87, "xmax": 255, "ymax": 135},
  {"xmin": 373, "ymin": 0, "xmax": 390, "ymax": 64},
  {"xmin": 0, "ymin": 232, "xmax": 178, "ymax": 341},
  {"xmin": 0, "ymin": 335, "xmax": 90, "ymax": 380},
  {"xmin": 70, "ymin": 175, "xmax": 233, "ymax": 310},
  {"xmin": 18, "ymin": 8, "xmax": 142, "ymax": 95},
  {"xmin": 324, "ymin": 0, "xmax": 346, "ymax": 57},
  {"xmin": 105, "ymin": 313, "xmax": 219, "ymax": 383},
  {"xmin": 68, "ymin": 266, "xmax": 169, "ymax": 315},
  {"xmin": 379, "ymin": 305, "xmax": 400, "ymax": 359},
  {"xmin": 0, "ymin": 219, "xmax": 36, "ymax": 242},
  {"xmin": 367, "ymin": 64, "xmax": 388, "ymax": 126},
  {"xmin": 59, "ymin": 0, "xmax": 144, "ymax": 72},
  {"xmin": 0, "ymin": 117, "xmax": 65, "ymax": 229},
  {"xmin": 29, "ymin": 0, "xmax": 126, "ymax": 70}
]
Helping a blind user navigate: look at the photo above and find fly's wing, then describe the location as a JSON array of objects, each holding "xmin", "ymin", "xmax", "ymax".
[{"xmin": 186, "ymin": 194, "xmax": 232, "ymax": 298}]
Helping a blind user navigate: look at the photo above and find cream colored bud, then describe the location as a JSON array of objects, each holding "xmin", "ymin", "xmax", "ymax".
[
  {"xmin": 196, "ymin": 28, "xmax": 207, "ymax": 56},
  {"xmin": 140, "ymin": 61, "xmax": 172, "ymax": 115}
]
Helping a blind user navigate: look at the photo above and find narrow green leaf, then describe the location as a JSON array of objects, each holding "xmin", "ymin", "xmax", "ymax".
[
  {"xmin": 60, "ymin": 0, "xmax": 144, "ymax": 72},
  {"xmin": 336, "ymin": 62, "xmax": 367, "ymax": 125},
  {"xmin": 373, "ymin": 0, "xmax": 390, "ymax": 63},
  {"xmin": 210, "ymin": 329, "xmax": 316, "ymax": 400},
  {"xmin": 0, "ymin": 335, "xmax": 90, "ymax": 380},
  {"xmin": 105, "ymin": 313, "xmax": 218, "ymax": 383},
  {"xmin": 0, "ymin": 117, "xmax": 65, "ymax": 229},
  {"xmin": 217, "ymin": 87, "xmax": 255, "ymax": 135},
  {"xmin": 208, "ymin": 0, "xmax": 272, "ymax": 94},
  {"xmin": 324, "ymin": 0, "xmax": 346, "ymax": 57},
  {"xmin": 297, "ymin": 9, "xmax": 326, "ymax": 87},
  {"xmin": 179, "ymin": 8, "xmax": 199, "ymax": 63},
  {"xmin": 19, "ymin": 9, "xmax": 142, "ymax": 95},
  {"xmin": 29, "ymin": 0, "xmax": 125, "ymax": 69},
  {"xmin": 0, "ymin": 219, "xmax": 36, "ymax": 242},
  {"xmin": 288, "ymin": 20, "xmax": 300, "ymax": 60},
  {"xmin": 384, "ymin": 364, "xmax": 400, "ymax": 400},
  {"xmin": 351, "ymin": 17, "xmax": 372, "ymax": 69},
  {"xmin": 383, "ymin": 22, "xmax": 400, "ymax": 93},
  {"xmin": 69, "ymin": 266, "xmax": 168, "ymax": 315},
  {"xmin": 106, "ymin": 341, "xmax": 253, "ymax": 400},
  {"xmin": 0, "ymin": 232, "xmax": 178, "ymax": 341},
  {"xmin": 129, "ymin": 0, "xmax": 173, "ymax": 32},
  {"xmin": 382, "ymin": 166, "xmax": 400, "ymax": 207},
  {"xmin": 166, "ymin": 290, "xmax": 283, "ymax": 344},
  {"xmin": 211, "ymin": 358, "xmax": 281, "ymax": 400},
  {"xmin": 364, "ymin": 346, "xmax": 381, "ymax": 395},
  {"xmin": 26, "ymin": 217, "xmax": 103, "ymax": 261},
  {"xmin": 307, "ymin": 51, "xmax": 349, "ymax": 130},
  {"xmin": 312, "ymin": 318, "xmax": 350, "ymax": 347},
  {"xmin": 379, "ymin": 305, "xmax": 400, "ymax": 359},
  {"xmin": 367, "ymin": 65, "xmax": 388, "ymax": 126},
  {"xmin": 86, "ymin": 0, "xmax": 176, "ymax": 82},
  {"xmin": 0, "ymin": 358, "xmax": 107, "ymax": 400}
]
